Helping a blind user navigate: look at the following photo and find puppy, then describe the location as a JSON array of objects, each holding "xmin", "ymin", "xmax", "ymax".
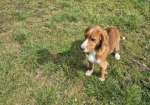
[{"xmin": 80, "ymin": 26, "xmax": 125, "ymax": 81}]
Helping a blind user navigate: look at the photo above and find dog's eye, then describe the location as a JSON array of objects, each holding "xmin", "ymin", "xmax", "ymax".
[
  {"xmin": 85, "ymin": 35, "xmax": 87, "ymax": 38},
  {"xmin": 91, "ymin": 39, "xmax": 95, "ymax": 41}
]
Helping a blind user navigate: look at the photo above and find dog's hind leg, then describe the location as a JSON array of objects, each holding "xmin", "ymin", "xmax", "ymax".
[{"xmin": 115, "ymin": 39, "xmax": 121, "ymax": 60}]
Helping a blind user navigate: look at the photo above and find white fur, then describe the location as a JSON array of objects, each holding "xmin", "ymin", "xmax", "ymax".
[
  {"xmin": 85, "ymin": 69, "xmax": 94, "ymax": 76},
  {"xmin": 123, "ymin": 37, "xmax": 125, "ymax": 40},
  {"xmin": 86, "ymin": 49, "xmax": 100, "ymax": 64},
  {"xmin": 97, "ymin": 60, "xmax": 100, "ymax": 63},
  {"xmin": 81, "ymin": 39, "xmax": 88, "ymax": 52},
  {"xmin": 99, "ymin": 78, "xmax": 105, "ymax": 81},
  {"xmin": 89, "ymin": 29, "xmax": 93, "ymax": 35},
  {"xmin": 115, "ymin": 54, "xmax": 120, "ymax": 60}
]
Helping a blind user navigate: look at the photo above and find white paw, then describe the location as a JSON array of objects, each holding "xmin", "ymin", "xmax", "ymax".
[
  {"xmin": 99, "ymin": 78, "xmax": 105, "ymax": 81},
  {"xmin": 85, "ymin": 70, "xmax": 93, "ymax": 76},
  {"xmin": 123, "ymin": 37, "xmax": 125, "ymax": 40},
  {"xmin": 115, "ymin": 54, "xmax": 120, "ymax": 60}
]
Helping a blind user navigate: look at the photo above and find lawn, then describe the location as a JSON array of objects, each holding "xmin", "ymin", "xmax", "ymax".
[{"xmin": 0, "ymin": 0, "xmax": 150, "ymax": 104}]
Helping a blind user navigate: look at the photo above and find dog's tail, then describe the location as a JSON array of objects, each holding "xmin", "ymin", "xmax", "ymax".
[{"xmin": 120, "ymin": 35, "xmax": 125, "ymax": 40}]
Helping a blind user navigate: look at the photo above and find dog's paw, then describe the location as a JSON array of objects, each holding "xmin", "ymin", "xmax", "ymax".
[
  {"xmin": 99, "ymin": 78, "xmax": 105, "ymax": 81},
  {"xmin": 115, "ymin": 54, "xmax": 120, "ymax": 60},
  {"xmin": 85, "ymin": 70, "xmax": 93, "ymax": 76}
]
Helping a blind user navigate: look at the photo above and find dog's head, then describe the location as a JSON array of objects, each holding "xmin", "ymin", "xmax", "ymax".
[{"xmin": 80, "ymin": 26, "xmax": 107, "ymax": 52}]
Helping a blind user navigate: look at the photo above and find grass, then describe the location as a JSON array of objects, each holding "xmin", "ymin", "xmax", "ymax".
[{"xmin": 0, "ymin": 0, "xmax": 150, "ymax": 104}]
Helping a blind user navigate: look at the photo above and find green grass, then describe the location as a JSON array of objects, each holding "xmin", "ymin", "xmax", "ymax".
[{"xmin": 0, "ymin": 0, "xmax": 150, "ymax": 104}]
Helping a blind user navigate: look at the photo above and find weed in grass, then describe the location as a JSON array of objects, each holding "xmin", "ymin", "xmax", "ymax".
[
  {"xmin": 12, "ymin": 30, "xmax": 28, "ymax": 44},
  {"xmin": 34, "ymin": 86, "xmax": 57, "ymax": 105},
  {"xmin": 41, "ymin": 61, "xmax": 57, "ymax": 76},
  {"xmin": 12, "ymin": 10, "xmax": 34, "ymax": 21},
  {"xmin": 44, "ymin": 21, "xmax": 57, "ymax": 28},
  {"xmin": 12, "ymin": 10, "xmax": 27, "ymax": 21}
]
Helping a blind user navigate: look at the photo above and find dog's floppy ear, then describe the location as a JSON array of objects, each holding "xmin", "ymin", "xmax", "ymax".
[{"xmin": 99, "ymin": 30, "xmax": 108, "ymax": 51}]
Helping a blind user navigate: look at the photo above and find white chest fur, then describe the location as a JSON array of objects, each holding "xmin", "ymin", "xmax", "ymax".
[{"xmin": 86, "ymin": 49, "xmax": 100, "ymax": 64}]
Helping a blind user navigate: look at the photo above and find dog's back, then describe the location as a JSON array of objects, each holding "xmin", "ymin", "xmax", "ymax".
[
  {"xmin": 105, "ymin": 27, "xmax": 120, "ymax": 46},
  {"xmin": 105, "ymin": 27, "xmax": 124, "ymax": 54}
]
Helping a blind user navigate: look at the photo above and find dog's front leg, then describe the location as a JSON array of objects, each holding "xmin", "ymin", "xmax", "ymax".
[
  {"xmin": 85, "ymin": 61, "xmax": 94, "ymax": 76},
  {"xmin": 99, "ymin": 61, "xmax": 108, "ymax": 81}
]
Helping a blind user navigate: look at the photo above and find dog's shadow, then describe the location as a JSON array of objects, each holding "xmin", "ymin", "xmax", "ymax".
[{"xmin": 36, "ymin": 40, "xmax": 88, "ymax": 80}]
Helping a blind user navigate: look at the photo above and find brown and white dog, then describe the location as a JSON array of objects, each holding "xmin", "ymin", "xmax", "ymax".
[{"xmin": 80, "ymin": 26, "xmax": 125, "ymax": 81}]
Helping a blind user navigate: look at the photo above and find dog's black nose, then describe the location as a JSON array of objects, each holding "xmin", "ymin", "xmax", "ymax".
[{"xmin": 80, "ymin": 46, "xmax": 84, "ymax": 51}]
